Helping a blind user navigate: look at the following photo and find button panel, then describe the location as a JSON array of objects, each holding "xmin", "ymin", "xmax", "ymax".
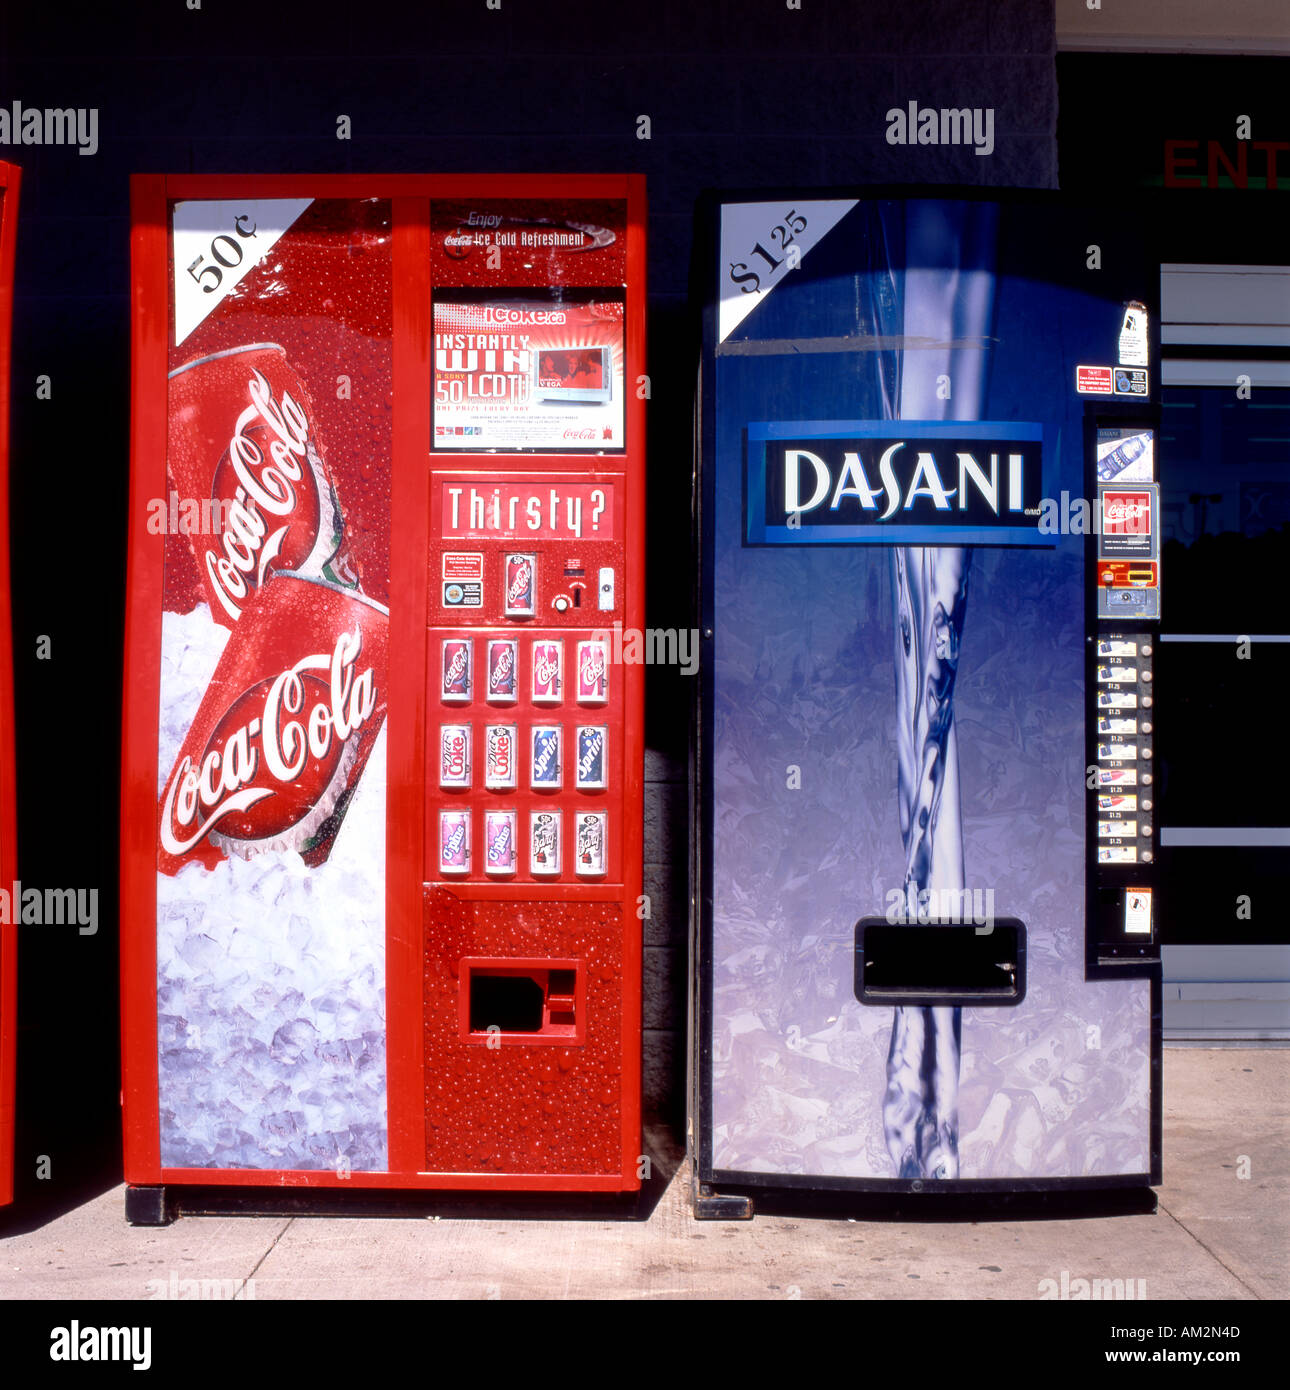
[{"xmin": 1092, "ymin": 635, "xmax": 1154, "ymax": 866}]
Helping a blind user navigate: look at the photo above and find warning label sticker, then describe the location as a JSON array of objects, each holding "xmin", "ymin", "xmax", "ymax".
[
  {"xmin": 1113, "ymin": 367, "xmax": 1149, "ymax": 397},
  {"xmin": 443, "ymin": 552, "xmax": 485, "ymax": 581},
  {"xmin": 1077, "ymin": 365, "xmax": 1114, "ymax": 394}
]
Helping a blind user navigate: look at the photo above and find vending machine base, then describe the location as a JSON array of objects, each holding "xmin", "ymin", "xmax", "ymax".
[
  {"xmin": 689, "ymin": 1175, "xmax": 1159, "ymax": 1221},
  {"xmin": 124, "ymin": 1180, "xmax": 649, "ymax": 1226}
]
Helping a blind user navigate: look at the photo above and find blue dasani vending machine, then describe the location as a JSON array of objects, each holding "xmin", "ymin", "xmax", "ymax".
[{"xmin": 692, "ymin": 191, "xmax": 1162, "ymax": 1210}]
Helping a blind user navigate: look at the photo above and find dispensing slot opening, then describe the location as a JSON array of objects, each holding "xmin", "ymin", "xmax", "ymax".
[
  {"xmin": 469, "ymin": 975, "xmax": 544, "ymax": 1033},
  {"xmin": 854, "ymin": 919, "xmax": 1026, "ymax": 1006},
  {"xmin": 459, "ymin": 959, "xmax": 585, "ymax": 1044}
]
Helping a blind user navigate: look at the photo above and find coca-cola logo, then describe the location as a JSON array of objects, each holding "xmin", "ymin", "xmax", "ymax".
[
  {"xmin": 205, "ymin": 369, "xmax": 322, "ymax": 622},
  {"xmin": 484, "ymin": 304, "xmax": 566, "ymax": 325},
  {"xmin": 161, "ymin": 628, "xmax": 377, "ymax": 854},
  {"xmin": 487, "ymin": 728, "xmax": 512, "ymax": 775},
  {"xmin": 444, "ymin": 646, "xmax": 469, "ymax": 689},
  {"xmin": 489, "ymin": 646, "xmax": 514, "ymax": 689},
  {"xmin": 1105, "ymin": 499, "xmax": 1149, "ymax": 528},
  {"xmin": 562, "ymin": 429, "xmax": 597, "ymax": 441},
  {"xmin": 579, "ymin": 645, "xmax": 605, "ymax": 688},
  {"xmin": 534, "ymin": 651, "xmax": 558, "ymax": 689},
  {"xmin": 507, "ymin": 561, "xmax": 532, "ymax": 606},
  {"xmin": 442, "ymin": 730, "xmax": 467, "ymax": 777}
]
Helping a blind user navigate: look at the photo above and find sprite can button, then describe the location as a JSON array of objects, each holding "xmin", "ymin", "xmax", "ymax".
[{"xmin": 574, "ymin": 725, "xmax": 608, "ymax": 790}]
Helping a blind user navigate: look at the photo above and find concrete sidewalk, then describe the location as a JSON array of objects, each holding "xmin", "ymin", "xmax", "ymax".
[{"xmin": 0, "ymin": 1048, "xmax": 1285, "ymax": 1300}]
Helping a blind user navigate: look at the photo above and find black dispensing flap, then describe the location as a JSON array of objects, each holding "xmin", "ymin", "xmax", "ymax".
[{"xmin": 854, "ymin": 918, "xmax": 1026, "ymax": 1007}]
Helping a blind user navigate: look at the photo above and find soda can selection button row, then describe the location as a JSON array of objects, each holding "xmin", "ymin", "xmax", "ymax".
[
  {"xmin": 439, "ymin": 723, "xmax": 607, "ymax": 790},
  {"xmin": 442, "ymin": 638, "xmax": 517, "ymax": 704},
  {"xmin": 440, "ymin": 638, "xmax": 608, "ymax": 706},
  {"xmin": 533, "ymin": 639, "xmax": 609, "ymax": 706},
  {"xmin": 439, "ymin": 723, "xmax": 521, "ymax": 790},
  {"xmin": 438, "ymin": 809, "xmax": 607, "ymax": 877}
]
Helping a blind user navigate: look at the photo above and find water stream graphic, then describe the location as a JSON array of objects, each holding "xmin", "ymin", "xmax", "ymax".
[{"xmin": 881, "ymin": 202, "xmax": 998, "ymax": 1179}]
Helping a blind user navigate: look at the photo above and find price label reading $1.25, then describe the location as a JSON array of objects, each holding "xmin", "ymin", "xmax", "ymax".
[{"xmin": 727, "ymin": 208, "xmax": 809, "ymax": 295}]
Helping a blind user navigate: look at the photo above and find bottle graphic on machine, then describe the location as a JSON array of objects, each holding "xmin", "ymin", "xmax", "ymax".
[{"xmin": 1097, "ymin": 433, "xmax": 1149, "ymax": 482}]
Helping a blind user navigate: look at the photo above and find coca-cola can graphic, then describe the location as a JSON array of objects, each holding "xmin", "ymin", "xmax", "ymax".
[
  {"xmin": 484, "ymin": 723, "xmax": 518, "ymax": 791},
  {"xmin": 576, "ymin": 640, "xmax": 609, "ymax": 705},
  {"xmin": 529, "ymin": 810, "xmax": 561, "ymax": 876},
  {"xmin": 575, "ymin": 811, "xmax": 607, "ymax": 877},
  {"xmin": 504, "ymin": 553, "xmax": 536, "ymax": 618},
  {"xmin": 575, "ymin": 725, "xmax": 608, "ymax": 790},
  {"xmin": 158, "ymin": 573, "xmax": 388, "ymax": 875},
  {"xmin": 441, "ymin": 638, "xmax": 472, "ymax": 703},
  {"xmin": 484, "ymin": 809, "xmax": 517, "ymax": 876},
  {"xmin": 167, "ymin": 343, "xmax": 349, "ymax": 630},
  {"xmin": 439, "ymin": 809, "xmax": 471, "ymax": 875},
  {"xmin": 485, "ymin": 637, "xmax": 518, "ymax": 703},
  {"xmin": 531, "ymin": 639, "xmax": 563, "ymax": 704},
  {"xmin": 531, "ymin": 724, "xmax": 562, "ymax": 790},
  {"xmin": 439, "ymin": 723, "xmax": 472, "ymax": 789}
]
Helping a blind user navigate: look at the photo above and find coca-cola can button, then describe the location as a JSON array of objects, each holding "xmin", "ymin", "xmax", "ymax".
[
  {"xmin": 504, "ymin": 553, "xmax": 536, "ymax": 618},
  {"xmin": 531, "ymin": 639, "xmax": 563, "ymax": 705}
]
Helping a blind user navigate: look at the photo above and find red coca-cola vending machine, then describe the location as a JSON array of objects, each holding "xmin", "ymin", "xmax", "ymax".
[
  {"xmin": 122, "ymin": 175, "xmax": 645, "ymax": 1220},
  {"xmin": 0, "ymin": 161, "xmax": 20, "ymax": 1208}
]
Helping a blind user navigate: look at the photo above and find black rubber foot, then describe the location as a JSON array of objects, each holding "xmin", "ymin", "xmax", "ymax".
[
  {"xmin": 125, "ymin": 1185, "xmax": 174, "ymax": 1226},
  {"xmin": 693, "ymin": 1178, "xmax": 754, "ymax": 1220}
]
